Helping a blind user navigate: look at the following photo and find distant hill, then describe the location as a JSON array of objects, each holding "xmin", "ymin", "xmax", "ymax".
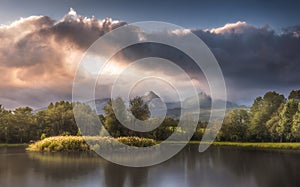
[
  {"xmin": 141, "ymin": 91, "xmax": 243, "ymax": 120},
  {"xmin": 86, "ymin": 91, "xmax": 243, "ymax": 119},
  {"xmin": 33, "ymin": 92, "xmax": 244, "ymax": 121},
  {"xmin": 142, "ymin": 91, "xmax": 160, "ymax": 103},
  {"xmin": 165, "ymin": 92, "xmax": 242, "ymax": 120},
  {"xmin": 183, "ymin": 92, "xmax": 239, "ymax": 109},
  {"xmin": 85, "ymin": 98, "xmax": 111, "ymax": 114},
  {"xmin": 141, "ymin": 91, "xmax": 167, "ymax": 118}
]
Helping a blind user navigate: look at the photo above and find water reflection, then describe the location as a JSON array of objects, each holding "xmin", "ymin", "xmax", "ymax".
[
  {"xmin": 0, "ymin": 145, "xmax": 300, "ymax": 187},
  {"xmin": 103, "ymin": 164, "xmax": 149, "ymax": 187},
  {"xmin": 27, "ymin": 152, "xmax": 102, "ymax": 181}
]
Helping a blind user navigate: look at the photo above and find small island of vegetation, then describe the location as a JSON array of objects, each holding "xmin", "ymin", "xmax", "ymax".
[{"xmin": 27, "ymin": 136, "xmax": 157, "ymax": 152}]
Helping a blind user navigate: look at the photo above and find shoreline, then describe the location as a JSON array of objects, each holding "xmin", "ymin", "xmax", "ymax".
[
  {"xmin": 0, "ymin": 144, "xmax": 28, "ymax": 147},
  {"xmin": 213, "ymin": 142, "xmax": 300, "ymax": 151},
  {"xmin": 167, "ymin": 141, "xmax": 300, "ymax": 151},
  {"xmin": 3, "ymin": 138, "xmax": 300, "ymax": 151}
]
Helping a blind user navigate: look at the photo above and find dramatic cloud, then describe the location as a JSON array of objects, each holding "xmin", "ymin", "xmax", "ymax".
[
  {"xmin": 193, "ymin": 22, "xmax": 300, "ymax": 103},
  {"xmin": 1, "ymin": 9, "xmax": 300, "ymax": 109},
  {"xmin": 0, "ymin": 9, "xmax": 126, "ymax": 109},
  {"xmin": 108, "ymin": 21, "xmax": 300, "ymax": 104}
]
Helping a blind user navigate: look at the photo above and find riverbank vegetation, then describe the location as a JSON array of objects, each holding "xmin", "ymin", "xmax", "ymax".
[
  {"xmin": 212, "ymin": 142, "xmax": 300, "ymax": 150},
  {"xmin": 1, "ymin": 90, "xmax": 300, "ymax": 146},
  {"xmin": 163, "ymin": 141, "xmax": 300, "ymax": 150},
  {"xmin": 26, "ymin": 137, "xmax": 300, "ymax": 152},
  {"xmin": 0, "ymin": 143, "xmax": 28, "ymax": 147}
]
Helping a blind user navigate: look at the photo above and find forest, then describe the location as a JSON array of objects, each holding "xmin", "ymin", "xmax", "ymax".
[{"xmin": 1, "ymin": 90, "xmax": 300, "ymax": 144}]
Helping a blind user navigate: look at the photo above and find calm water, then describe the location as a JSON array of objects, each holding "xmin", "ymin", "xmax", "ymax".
[{"xmin": 0, "ymin": 145, "xmax": 300, "ymax": 187}]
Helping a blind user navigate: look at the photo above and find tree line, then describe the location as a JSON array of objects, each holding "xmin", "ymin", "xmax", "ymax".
[
  {"xmin": 1, "ymin": 90, "xmax": 300, "ymax": 143},
  {"xmin": 218, "ymin": 90, "xmax": 300, "ymax": 142},
  {"xmin": 0, "ymin": 101, "xmax": 78, "ymax": 143}
]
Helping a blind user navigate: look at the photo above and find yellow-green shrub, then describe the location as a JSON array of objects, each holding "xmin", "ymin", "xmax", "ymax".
[{"xmin": 26, "ymin": 136, "xmax": 157, "ymax": 152}]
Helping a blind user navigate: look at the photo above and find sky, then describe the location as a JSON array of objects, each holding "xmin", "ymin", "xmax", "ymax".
[
  {"xmin": 0, "ymin": 0, "xmax": 300, "ymax": 109},
  {"xmin": 1, "ymin": 0, "xmax": 300, "ymax": 31}
]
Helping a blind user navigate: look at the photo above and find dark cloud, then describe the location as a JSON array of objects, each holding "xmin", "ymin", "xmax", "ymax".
[
  {"xmin": 49, "ymin": 15, "xmax": 126, "ymax": 51},
  {"xmin": 109, "ymin": 22, "xmax": 300, "ymax": 103},
  {"xmin": 111, "ymin": 43, "xmax": 204, "ymax": 78},
  {"xmin": 195, "ymin": 23, "xmax": 300, "ymax": 90},
  {"xmin": 195, "ymin": 23, "xmax": 300, "ymax": 102}
]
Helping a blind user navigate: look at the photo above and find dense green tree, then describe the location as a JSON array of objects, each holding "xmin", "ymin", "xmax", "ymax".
[
  {"xmin": 288, "ymin": 90, "xmax": 300, "ymax": 100},
  {"xmin": 266, "ymin": 115, "xmax": 281, "ymax": 142},
  {"xmin": 276, "ymin": 99, "xmax": 299, "ymax": 142},
  {"xmin": 103, "ymin": 97, "xmax": 127, "ymax": 137},
  {"xmin": 291, "ymin": 103, "xmax": 300, "ymax": 140},
  {"xmin": 218, "ymin": 109, "xmax": 249, "ymax": 141},
  {"xmin": 0, "ymin": 101, "xmax": 83, "ymax": 143},
  {"xmin": 0, "ymin": 105, "xmax": 10, "ymax": 143},
  {"xmin": 36, "ymin": 110, "xmax": 52, "ymax": 136},
  {"xmin": 129, "ymin": 96, "xmax": 150, "ymax": 136},
  {"xmin": 152, "ymin": 117, "xmax": 178, "ymax": 140},
  {"xmin": 11, "ymin": 107, "xmax": 36, "ymax": 143},
  {"xmin": 38, "ymin": 101, "xmax": 78, "ymax": 136},
  {"xmin": 73, "ymin": 103, "xmax": 99, "ymax": 136},
  {"xmin": 129, "ymin": 96, "xmax": 150, "ymax": 121},
  {"xmin": 266, "ymin": 93, "xmax": 300, "ymax": 142},
  {"xmin": 248, "ymin": 91, "xmax": 285, "ymax": 142}
]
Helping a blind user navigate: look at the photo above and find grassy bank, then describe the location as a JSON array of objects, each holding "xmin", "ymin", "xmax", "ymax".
[
  {"xmin": 212, "ymin": 142, "xmax": 300, "ymax": 150},
  {"xmin": 0, "ymin": 143, "xmax": 28, "ymax": 147},
  {"xmin": 26, "ymin": 136, "xmax": 157, "ymax": 152},
  {"xmin": 162, "ymin": 141, "xmax": 300, "ymax": 150}
]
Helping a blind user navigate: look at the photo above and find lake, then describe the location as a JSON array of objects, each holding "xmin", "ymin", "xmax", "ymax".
[{"xmin": 0, "ymin": 145, "xmax": 300, "ymax": 187}]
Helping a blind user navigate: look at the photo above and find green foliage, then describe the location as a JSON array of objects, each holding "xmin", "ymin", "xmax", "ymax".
[
  {"xmin": 77, "ymin": 129, "xmax": 82, "ymax": 136},
  {"xmin": 276, "ymin": 99, "xmax": 298, "ymax": 142},
  {"xmin": 212, "ymin": 142, "xmax": 300, "ymax": 150},
  {"xmin": 103, "ymin": 97, "xmax": 152, "ymax": 138},
  {"xmin": 61, "ymin": 131, "xmax": 70, "ymax": 136},
  {"xmin": 0, "ymin": 105, "xmax": 10, "ymax": 143},
  {"xmin": 129, "ymin": 96, "xmax": 150, "ymax": 121},
  {"xmin": 248, "ymin": 91, "xmax": 285, "ymax": 142},
  {"xmin": 292, "ymin": 109, "xmax": 300, "ymax": 140},
  {"xmin": 35, "ymin": 101, "xmax": 78, "ymax": 138},
  {"xmin": 288, "ymin": 90, "xmax": 300, "ymax": 100},
  {"xmin": 0, "ymin": 101, "xmax": 79, "ymax": 144},
  {"xmin": 40, "ymin": 133, "xmax": 46, "ymax": 140},
  {"xmin": 27, "ymin": 136, "xmax": 90, "ymax": 152},
  {"xmin": 266, "ymin": 115, "xmax": 281, "ymax": 141},
  {"xmin": 3, "ymin": 89, "xmax": 300, "ymax": 144},
  {"xmin": 73, "ymin": 103, "xmax": 100, "ymax": 136},
  {"xmin": 116, "ymin": 136, "xmax": 156, "ymax": 147},
  {"xmin": 218, "ymin": 109, "xmax": 249, "ymax": 141},
  {"xmin": 27, "ymin": 136, "xmax": 157, "ymax": 152},
  {"xmin": 103, "ymin": 97, "xmax": 127, "ymax": 137},
  {"xmin": 265, "ymin": 90, "xmax": 300, "ymax": 142},
  {"xmin": 192, "ymin": 128, "xmax": 205, "ymax": 140}
]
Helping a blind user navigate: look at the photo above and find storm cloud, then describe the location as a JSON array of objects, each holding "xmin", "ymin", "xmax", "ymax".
[
  {"xmin": 111, "ymin": 21, "xmax": 300, "ymax": 104},
  {"xmin": 193, "ymin": 22, "xmax": 300, "ymax": 103},
  {"xmin": 0, "ymin": 9, "xmax": 300, "ymax": 109}
]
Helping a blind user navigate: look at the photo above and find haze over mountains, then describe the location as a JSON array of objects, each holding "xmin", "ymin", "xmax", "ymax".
[{"xmin": 81, "ymin": 91, "xmax": 242, "ymax": 121}]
